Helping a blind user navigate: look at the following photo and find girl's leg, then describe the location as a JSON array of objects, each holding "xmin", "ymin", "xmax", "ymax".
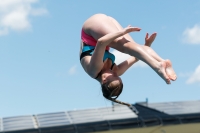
[
  {"xmin": 108, "ymin": 16, "xmax": 176, "ymax": 81},
  {"xmin": 109, "ymin": 16, "xmax": 164, "ymax": 62},
  {"xmin": 111, "ymin": 39, "xmax": 172, "ymax": 84},
  {"xmin": 142, "ymin": 45, "xmax": 164, "ymax": 62}
]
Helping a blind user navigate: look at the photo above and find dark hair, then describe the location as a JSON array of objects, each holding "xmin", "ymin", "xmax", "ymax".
[{"xmin": 101, "ymin": 79, "xmax": 131, "ymax": 107}]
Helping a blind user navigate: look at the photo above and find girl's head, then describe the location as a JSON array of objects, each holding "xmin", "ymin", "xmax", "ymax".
[
  {"xmin": 99, "ymin": 70, "xmax": 131, "ymax": 106},
  {"xmin": 99, "ymin": 70, "xmax": 124, "ymax": 102},
  {"xmin": 101, "ymin": 75, "xmax": 123, "ymax": 100}
]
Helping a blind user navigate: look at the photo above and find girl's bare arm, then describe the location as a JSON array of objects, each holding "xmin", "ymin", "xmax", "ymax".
[{"xmin": 85, "ymin": 26, "xmax": 141, "ymax": 78}]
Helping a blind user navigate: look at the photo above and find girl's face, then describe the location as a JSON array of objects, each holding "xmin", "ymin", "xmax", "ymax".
[
  {"xmin": 102, "ymin": 71, "xmax": 122, "ymax": 96},
  {"xmin": 102, "ymin": 70, "xmax": 119, "ymax": 84}
]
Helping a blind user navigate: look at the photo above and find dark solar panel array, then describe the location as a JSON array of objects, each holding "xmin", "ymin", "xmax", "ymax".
[{"xmin": 146, "ymin": 100, "xmax": 200, "ymax": 115}]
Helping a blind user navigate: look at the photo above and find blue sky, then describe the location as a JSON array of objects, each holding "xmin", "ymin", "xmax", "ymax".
[{"xmin": 0, "ymin": 0, "xmax": 200, "ymax": 117}]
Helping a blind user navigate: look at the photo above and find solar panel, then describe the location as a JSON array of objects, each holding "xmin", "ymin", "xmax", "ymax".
[
  {"xmin": 36, "ymin": 112, "xmax": 71, "ymax": 128},
  {"xmin": 99, "ymin": 105, "xmax": 138, "ymax": 120},
  {"xmin": 67, "ymin": 109, "xmax": 103, "ymax": 124},
  {"xmin": 67, "ymin": 105, "xmax": 137, "ymax": 124},
  {"xmin": 2, "ymin": 115, "xmax": 36, "ymax": 132},
  {"xmin": 147, "ymin": 100, "xmax": 200, "ymax": 115}
]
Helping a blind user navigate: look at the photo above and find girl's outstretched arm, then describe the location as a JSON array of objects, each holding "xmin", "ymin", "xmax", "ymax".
[{"xmin": 114, "ymin": 56, "xmax": 138, "ymax": 76}]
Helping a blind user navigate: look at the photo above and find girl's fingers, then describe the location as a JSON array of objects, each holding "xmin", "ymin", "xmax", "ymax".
[{"xmin": 145, "ymin": 33, "xmax": 149, "ymax": 40}]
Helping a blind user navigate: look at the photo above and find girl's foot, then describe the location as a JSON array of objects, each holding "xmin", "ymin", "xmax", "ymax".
[
  {"xmin": 157, "ymin": 61, "xmax": 171, "ymax": 84},
  {"xmin": 165, "ymin": 59, "xmax": 177, "ymax": 81}
]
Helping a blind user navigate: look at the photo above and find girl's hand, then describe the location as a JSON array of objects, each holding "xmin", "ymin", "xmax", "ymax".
[
  {"xmin": 145, "ymin": 32, "xmax": 157, "ymax": 47},
  {"xmin": 123, "ymin": 25, "xmax": 141, "ymax": 34},
  {"xmin": 135, "ymin": 33, "xmax": 157, "ymax": 61}
]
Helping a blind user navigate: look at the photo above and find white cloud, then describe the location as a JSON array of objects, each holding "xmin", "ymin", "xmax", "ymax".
[
  {"xmin": 112, "ymin": 50, "xmax": 147, "ymax": 68},
  {"xmin": 182, "ymin": 24, "xmax": 200, "ymax": 44},
  {"xmin": 68, "ymin": 65, "xmax": 77, "ymax": 75},
  {"xmin": 186, "ymin": 65, "xmax": 200, "ymax": 84},
  {"xmin": 0, "ymin": 28, "xmax": 8, "ymax": 35},
  {"xmin": 0, "ymin": 0, "xmax": 48, "ymax": 35}
]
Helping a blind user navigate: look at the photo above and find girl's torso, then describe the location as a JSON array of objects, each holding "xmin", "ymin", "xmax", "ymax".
[{"xmin": 80, "ymin": 14, "xmax": 117, "ymax": 78}]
